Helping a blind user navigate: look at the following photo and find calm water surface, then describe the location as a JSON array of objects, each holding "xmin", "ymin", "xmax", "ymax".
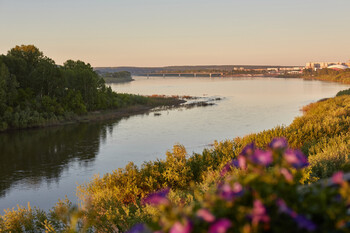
[{"xmin": 0, "ymin": 76, "xmax": 349, "ymax": 211}]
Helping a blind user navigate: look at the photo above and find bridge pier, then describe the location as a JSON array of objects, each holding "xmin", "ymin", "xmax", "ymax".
[
  {"xmin": 209, "ymin": 73, "xmax": 212, "ymax": 78},
  {"xmin": 194, "ymin": 73, "xmax": 196, "ymax": 77}
]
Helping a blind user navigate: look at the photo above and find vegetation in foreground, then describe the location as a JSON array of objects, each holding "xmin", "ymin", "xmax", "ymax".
[
  {"xmin": 1, "ymin": 87, "xmax": 350, "ymax": 232},
  {"xmin": 135, "ymin": 139, "xmax": 350, "ymax": 233},
  {"xmin": 0, "ymin": 45, "xmax": 176, "ymax": 132}
]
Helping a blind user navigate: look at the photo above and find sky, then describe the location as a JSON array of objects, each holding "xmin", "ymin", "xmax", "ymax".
[{"xmin": 0, "ymin": 0, "xmax": 350, "ymax": 67}]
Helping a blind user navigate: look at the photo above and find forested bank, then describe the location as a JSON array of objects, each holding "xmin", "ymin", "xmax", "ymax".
[
  {"xmin": 0, "ymin": 45, "xmax": 176, "ymax": 132},
  {"xmin": 303, "ymin": 68, "xmax": 350, "ymax": 84}
]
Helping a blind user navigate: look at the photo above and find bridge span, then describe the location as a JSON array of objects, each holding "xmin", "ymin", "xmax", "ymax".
[{"xmin": 143, "ymin": 72, "xmax": 224, "ymax": 78}]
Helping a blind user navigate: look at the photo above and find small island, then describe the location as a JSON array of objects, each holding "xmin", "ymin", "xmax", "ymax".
[{"xmin": 97, "ymin": 70, "xmax": 134, "ymax": 83}]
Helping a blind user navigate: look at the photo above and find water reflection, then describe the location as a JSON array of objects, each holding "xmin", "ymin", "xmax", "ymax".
[{"xmin": 0, "ymin": 121, "xmax": 116, "ymax": 198}]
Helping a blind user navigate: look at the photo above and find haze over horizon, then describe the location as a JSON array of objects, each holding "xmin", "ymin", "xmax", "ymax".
[{"xmin": 1, "ymin": 0, "xmax": 350, "ymax": 67}]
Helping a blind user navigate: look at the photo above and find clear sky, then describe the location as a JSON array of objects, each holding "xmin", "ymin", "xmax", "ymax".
[{"xmin": 0, "ymin": 0, "xmax": 349, "ymax": 67}]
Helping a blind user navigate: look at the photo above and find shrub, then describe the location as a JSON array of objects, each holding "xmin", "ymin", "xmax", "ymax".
[{"xmin": 134, "ymin": 139, "xmax": 350, "ymax": 233}]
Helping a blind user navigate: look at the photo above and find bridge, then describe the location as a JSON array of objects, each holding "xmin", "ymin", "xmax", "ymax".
[{"xmin": 143, "ymin": 72, "xmax": 224, "ymax": 78}]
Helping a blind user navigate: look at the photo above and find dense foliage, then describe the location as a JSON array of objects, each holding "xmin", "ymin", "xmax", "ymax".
[
  {"xmin": 336, "ymin": 88, "xmax": 350, "ymax": 97},
  {"xmin": 0, "ymin": 45, "xmax": 152, "ymax": 131},
  {"xmin": 303, "ymin": 68, "xmax": 350, "ymax": 84}
]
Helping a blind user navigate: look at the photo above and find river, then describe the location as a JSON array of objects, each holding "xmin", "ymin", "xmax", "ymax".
[{"xmin": 0, "ymin": 76, "xmax": 349, "ymax": 212}]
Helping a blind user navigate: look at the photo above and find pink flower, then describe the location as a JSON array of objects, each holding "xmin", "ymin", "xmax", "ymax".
[
  {"xmin": 269, "ymin": 137, "xmax": 288, "ymax": 150},
  {"xmin": 197, "ymin": 209, "xmax": 215, "ymax": 223},
  {"xmin": 332, "ymin": 171, "xmax": 344, "ymax": 185},
  {"xmin": 284, "ymin": 149, "xmax": 309, "ymax": 169},
  {"xmin": 170, "ymin": 220, "xmax": 192, "ymax": 233},
  {"xmin": 237, "ymin": 155, "xmax": 247, "ymax": 169},
  {"xmin": 249, "ymin": 149, "xmax": 273, "ymax": 167},
  {"xmin": 251, "ymin": 200, "xmax": 270, "ymax": 226},
  {"xmin": 218, "ymin": 182, "xmax": 244, "ymax": 201},
  {"xmin": 208, "ymin": 218, "xmax": 232, "ymax": 233},
  {"xmin": 280, "ymin": 168, "xmax": 293, "ymax": 182}
]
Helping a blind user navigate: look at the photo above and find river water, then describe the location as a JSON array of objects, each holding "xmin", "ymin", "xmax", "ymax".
[{"xmin": 0, "ymin": 76, "xmax": 348, "ymax": 212}]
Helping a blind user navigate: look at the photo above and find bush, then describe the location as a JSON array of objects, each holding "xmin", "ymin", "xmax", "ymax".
[{"xmin": 135, "ymin": 139, "xmax": 350, "ymax": 233}]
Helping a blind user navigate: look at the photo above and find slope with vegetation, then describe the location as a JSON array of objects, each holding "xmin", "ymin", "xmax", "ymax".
[{"xmin": 303, "ymin": 68, "xmax": 350, "ymax": 84}]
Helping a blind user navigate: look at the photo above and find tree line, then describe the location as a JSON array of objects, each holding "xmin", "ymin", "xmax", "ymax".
[{"xmin": 0, "ymin": 45, "xmax": 148, "ymax": 131}]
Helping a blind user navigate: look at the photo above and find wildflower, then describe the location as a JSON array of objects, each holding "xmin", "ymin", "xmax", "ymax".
[
  {"xmin": 240, "ymin": 142, "xmax": 256, "ymax": 157},
  {"xmin": 332, "ymin": 171, "xmax": 344, "ymax": 185},
  {"xmin": 276, "ymin": 199, "xmax": 296, "ymax": 217},
  {"xmin": 284, "ymin": 149, "xmax": 309, "ymax": 169},
  {"xmin": 251, "ymin": 200, "xmax": 270, "ymax": 226},
  {"xmin": 170, "ymin": 220, "xmax": 192, "ymax": 233},
  {"xmin": 294, "ymin": 215, "xmax": 317, "ymax": 232},
  {"xmin": 249, "ymin": 149, "xmax": 273, "ymax": 167},
  {"xmin": 231, "ymin": 156, "xmax": 247, "ymax": 169},
  {"xmin": 221, "ymin": 156, "xmax": 247, "ymax": 176},
  {"xmin": 280, "ymin": 168, "xmax": 293, "ymax": 182},
  {"xmin": 197, "ymin": 209, "xmax": 215, "ymax": 223},
  {"xmin": 237, "ymin": 155, "xmax": 247, "ymax": 169},
  {"xmin": 218, "ymin": 183, "xmax": 234, "ymax": 201},
  {"xmin": 218, "ymin": 182, "xmax": 244, "ymax": 201},
  {"xmin": 142, "ymin": 188, "xmax": 170, "ymax": 206},
  {"xmin": 126, "ymin": 224, "xmax": 148, "ymax": 233},
  {"xmin": 220, "ymin": 161, "xmax": 233, "ymax": 176},
  {"xmin": 269, "ymin": 137, "xmax": 288, "ymax": 150},
  {"xmin": 232, "ymin": 182, "xmax": 244, "ymax": 197},
  {"xmin": 208, "ymin": 218, "xmax": 232, "ymax": 233}
]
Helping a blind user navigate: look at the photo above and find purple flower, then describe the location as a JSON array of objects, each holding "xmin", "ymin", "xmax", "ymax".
[
  {"xmin": 126, "ymin": 224, "xmax": 147, "ymax": 233},
  {"xmin": 197, "ymin": 209, "xmax": 215, "ymax": 223},
  {"xmin": 276, "ymin": 199, "xmax": 297, "ymax": 217},
  {"xmin": 269, "ymin": 137, "xmax": 288, "ymax": 150},
  {"xmin": 240, "ymin": 142, "xmax": 256, "ymax": 157},
  {"xmin": 294, "ymin": 215, "xmax": 317, "ymax": 231},
  {"xmin": 284, "ymin": 149, "xmax": 309, "ymax": 169},
  {"xmin": 218, "ymin": 183, "xmax": 234, "ymax": 201},
  {"xmin": 170, "ymin": 220, "xmax": 192, "ymax": 233},
  {"xmin": 332, "ymin": 171, "xmax": 344, "ymax": 185},
  {"xmin": 218, "ymin": 182, "xmax": 244, "ymax": 201},
  {"xmin": 220, "ymin": 161, "xmax": 234, "ymax": 176},
  {"xmin": 142, "ymin": 188, "xmax": 170, "ymax": 206},
  {"xmin": 208, "ymin": 218, "xmax": 232, "ymax": 233},
  {"xmin": 251, "ymin": 200, "xmax": 270, "ymax": 226},
  {"xmin": 221, "ymin": 156, "xmax": 247, "ymax": 176},
  {"xmin": 249, "ymin": 149, "xmax": 273, "ymax": 167}
]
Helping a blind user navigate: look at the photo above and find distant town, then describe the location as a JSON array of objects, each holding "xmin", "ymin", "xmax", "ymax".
[{"xmin": 95, "ymin": 60, "xmax": 350, "ymax": 78}]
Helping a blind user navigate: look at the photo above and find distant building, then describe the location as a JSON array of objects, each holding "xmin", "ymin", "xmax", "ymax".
[
  {"xmin": 327, "ymin": 64, "xmax": 349, "ymax": 70},
  {"xmin": 305, "ymin": 61, "xmax": 349, "ymax": 70}
]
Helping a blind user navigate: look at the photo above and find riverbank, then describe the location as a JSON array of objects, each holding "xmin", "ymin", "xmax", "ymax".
[{"xmin": 0, "ymin": 96, "xmax": 185, "ymax": 133}]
